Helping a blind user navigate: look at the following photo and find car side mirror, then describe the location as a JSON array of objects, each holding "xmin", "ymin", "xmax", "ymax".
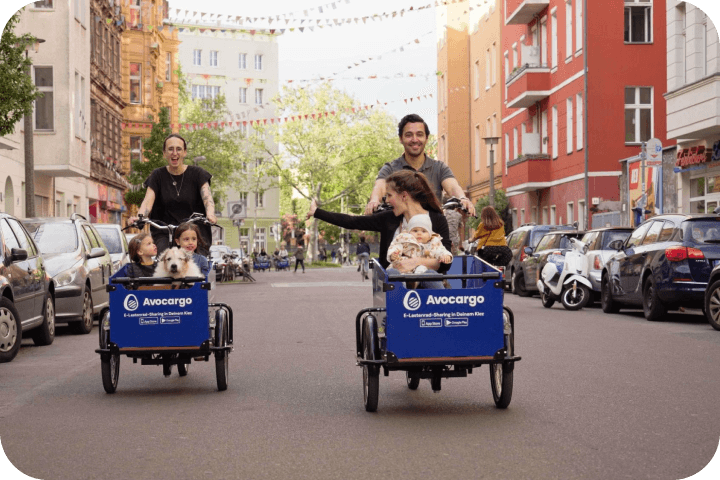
[
  {"xmin": 524, "ymin": 246, "xmax": 533, "ymax": 255},
  {"xmin": 10, "ymin": 248, "xmax": 28, "ymax": 262},
  {"xmin": 608, "ymin": 240, "xmax": 624, "ymax": 251},
  {"xmin": 88, "ymin": 247, "xmax": 106, "ymax": 259}
]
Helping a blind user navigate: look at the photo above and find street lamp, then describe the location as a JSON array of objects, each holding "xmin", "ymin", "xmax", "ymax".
[
  {"xmin": 483, "ymin": 136, "xmax": 500, "ymax": 207},
  {"xmin": 24, "ymin": 36, "xmax": 44, "ymax": 218}
]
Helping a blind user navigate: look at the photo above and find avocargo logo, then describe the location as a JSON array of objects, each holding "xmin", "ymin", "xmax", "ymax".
[
  {"xmin": 143, "ymin": 297, "xmax": 193, "ymax": 308},
  {"xmin": 124, "ymin": 294, "xmax": 139, "ymax": 311},
  {"xmin": 403, "ymin": 291, "xmax": 486, "ymax": 311}
]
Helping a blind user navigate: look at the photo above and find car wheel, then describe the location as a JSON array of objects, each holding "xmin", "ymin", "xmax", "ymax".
[
  {"xmin": 0, "ymin": 297, "xmax": 22, "ymax": 363},
  {"xmin": 643, "ymin": 276, "xmax": 666, "ymax": 322},
  {"xmin": 705, "ymin": 279, "xmax": 720, "ymax": 331},
  {"xmin": 513, "ymin": 271, "xmax": 531, "ymax": 297},
  {"xmin": 72, "ymin": 286, "xmax": 94, "ymax": 335},
  {"xmin": 601, "ymin": 274, "xmax": 620, "ymax": 314},
  {"xmin": 31, "ymin": 292, "xmax": 55, "ymax": 346}
]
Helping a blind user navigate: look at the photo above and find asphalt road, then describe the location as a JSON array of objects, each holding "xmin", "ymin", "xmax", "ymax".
[{"xmin": 1, "ymin": 265, "xmax": 720, "ymax": 480}]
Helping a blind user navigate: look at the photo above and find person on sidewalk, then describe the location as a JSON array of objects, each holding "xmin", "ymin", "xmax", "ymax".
[{"xmin": 294, "ymin": 246, "xmax": 305, "ymax": 273}]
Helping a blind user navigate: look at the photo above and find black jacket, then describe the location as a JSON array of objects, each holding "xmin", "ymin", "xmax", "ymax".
[{"xmin": 314, "ymin": 208, "xmax": 452, "ymax": 273}]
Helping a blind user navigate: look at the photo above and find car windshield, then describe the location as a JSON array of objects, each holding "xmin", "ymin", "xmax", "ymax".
[
  {"xmin": 95, "ymin": 228, "xmax": 123, "ymax": 254},
  {"xmin": 601, "ymin": 231, "xmax": 632, "ymax": 249},
  {"xmin": 535, "ymin": 234, "xmax": 560, "ymax": 251},
  {"xmin": 530, "ymin": 230, "xmax": 550, "ymax": 248},
  {"xmin": 684, "ymin": 219, "xmax": 720, "ymax": 244},
  {"xmin": 24, "ymin": 222, "xmax": 78, "ymax": 254}
]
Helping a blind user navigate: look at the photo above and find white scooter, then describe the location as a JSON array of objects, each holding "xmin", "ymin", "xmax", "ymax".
[{"xmin": 536, "ymin": 237, "xmax": 593, "ymax": 311}]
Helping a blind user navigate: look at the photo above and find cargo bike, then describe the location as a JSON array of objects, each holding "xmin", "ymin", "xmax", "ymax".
[
  {"xmin": 95, "ymin": 215, "xmax": 234, "ymax": 393},
  {"xmin": 356, "ymin": 255, "xmax": 520, "ymax": 412}
]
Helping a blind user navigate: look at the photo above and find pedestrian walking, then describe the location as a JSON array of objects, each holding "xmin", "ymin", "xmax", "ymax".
[{"xmin": 294, "ymin": 246, "xmax": 305, "ymax": 273}]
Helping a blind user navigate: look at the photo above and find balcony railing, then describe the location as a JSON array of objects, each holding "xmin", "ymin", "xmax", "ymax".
[
  {"xmin": 506, "ymin": 0, "xmax": 550, "ymax": 25},
  {"xmin": 506, "ymin": 64, "xmax": 551, "ymax": 109}
]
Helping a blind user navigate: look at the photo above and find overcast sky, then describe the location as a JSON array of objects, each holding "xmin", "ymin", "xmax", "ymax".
[{"xmin": 167, "ymin": 0, "xmax": 439, "ymax": 132}]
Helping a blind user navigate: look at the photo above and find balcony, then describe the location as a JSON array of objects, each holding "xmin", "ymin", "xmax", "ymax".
[
  {"xmin": 665, "ymin": 74, "xmax": 720, "ymax": 140},
  {"xmin": 506, "ymin": 64, "xmax": 551, "ymax": 109},
  {"xmin": 506, "ymin": 0, "xmax": 550, "ymax": 25},
  {"xmin": 506, "ymin": 155, "xmax": 552, "ymax": 193}
]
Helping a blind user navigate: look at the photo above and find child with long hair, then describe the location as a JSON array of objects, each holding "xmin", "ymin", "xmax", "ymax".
[
  {"xmin": 173, "ymin": 222, "xmax": 210, "ymax": 277},
  {"xmin": 471, "ymin": 206, "xmax": 512, "ymax": 267},
  {"xmin": 126, "ymin": 233, "xmax": 158, "ymax": 278}
]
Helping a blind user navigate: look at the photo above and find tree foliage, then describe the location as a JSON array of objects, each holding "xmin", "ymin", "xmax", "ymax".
[
  {"xmin": 0, "ymin": 10, "xmax": 42, "ymax": 136},
  {"xmin": 259, "ymin": 83, "xmax": 401, "ymax": 258},
  {"xmin": 124, "ymin": 107, "xmax": 172, "ymax": 205}
]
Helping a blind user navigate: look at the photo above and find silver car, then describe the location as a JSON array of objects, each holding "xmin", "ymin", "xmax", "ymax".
[
  {"xmin": 94, "ymin": 223, "xmax": 130, "ymax": 274},
  {"xmin": 579, "ymin": 227, "xmax": 634, "ymax": 292},
  {"xmin": 24, "ymin": 214, "xmax": 112, "ymax": 334}
]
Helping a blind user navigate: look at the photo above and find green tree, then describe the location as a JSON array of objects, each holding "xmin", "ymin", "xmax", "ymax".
[
  {"xmin": 467, "ymin": 189, "xmax": 513, "ymax": 235},
  {"xmin": 124, "ymin": 107, "xmax": 172, "ymax": 205},
  {"xmin": 0, "ymin": 10, "xmax": 42, "ymax": 136},
  {"xmin": 259, "ymin": 82, "xmax": 401, "ymax": 259}
]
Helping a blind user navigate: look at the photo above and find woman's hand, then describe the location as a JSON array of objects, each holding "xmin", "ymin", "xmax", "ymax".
[{"xmin": 306, "ymin": 199, "xmax": 317, "ymax": 220}]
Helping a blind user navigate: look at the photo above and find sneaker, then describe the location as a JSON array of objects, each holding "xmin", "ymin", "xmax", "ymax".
[
  {"xmin": 357, "ymin": 266, "xmax": 360, "ymax": 272},
  {"xmin": 365, "ymin": 275, "xmax": 369, "ymax": 280}
]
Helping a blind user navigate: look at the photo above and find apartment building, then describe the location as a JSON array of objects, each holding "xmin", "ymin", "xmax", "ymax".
[
  {"xmin": 89, "ymin": 0, "xmax": 127, "ymax": 223},
  {"xmin": 10, "ymin": 0, "xmax": 93, "ymax": 218},
  {"xmin": 502, "ymin": 0, "xmax": 668, "ymax": 229},
  {"xmin": 665, "ymin": 1, "xmax": 720, "ymax": 214},
  {"xmin": 175, "ymin": 21, "xmax": 281, "ymax": 252},
  {"xmin": 121, "ymin": 0, "xmax": 179, "ymax": 220}
]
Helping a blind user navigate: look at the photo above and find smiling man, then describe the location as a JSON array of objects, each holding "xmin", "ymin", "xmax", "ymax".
[{"xmin": 365, "ymin": 114, "xmax": 476, "ymax": 216}]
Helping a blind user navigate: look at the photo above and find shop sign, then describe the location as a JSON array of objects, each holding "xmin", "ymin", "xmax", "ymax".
[{"xmin": 675, "ymin": 140, "xmax": 720, "ymax": 168}]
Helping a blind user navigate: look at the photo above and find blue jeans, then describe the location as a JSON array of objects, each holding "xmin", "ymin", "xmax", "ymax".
[
  {"xmin": 386, "ymin": 267, "xmax": 445, "ymax": 289},
  {"xmin": 357, "ymin": 252, "xmax": 370, "ymax": 274}
]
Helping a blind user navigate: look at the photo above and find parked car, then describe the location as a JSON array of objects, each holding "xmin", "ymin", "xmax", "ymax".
[
  {"xmin": 23, "ymin": 214, "xmax": 112, "ymax": 334},
  {"xmin": 94, "ymin": 223, "xmax": 130, "ymax": 274},
  {"xmin": 0, "ymin": 213, "xmax": 55, "ymax": 362},
  {"xmin": 579, "ymin": 227, "xmax": 634, "ymax": 295},
  {"xmin": 209, "ymin": 245, "xmax": 232, "ymax": 281},
  {"xmin": 519, "ymin": 230, "xmax": 585, "ymax": 296},
  {"xmin": 601, "ymin": 214, "xmax": 720, "ymax": 321},
  {"xmin": 505, "ymin": 223, "xmax": 576, "ymax": 296}
]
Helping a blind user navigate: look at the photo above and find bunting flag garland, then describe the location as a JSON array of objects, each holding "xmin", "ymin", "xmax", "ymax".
[{"xmin": 183, "ymin": 72, "xmax": 435, "ymax": 86}]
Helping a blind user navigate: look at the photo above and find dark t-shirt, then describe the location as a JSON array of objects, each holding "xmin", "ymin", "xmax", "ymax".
[
  {"xmin": 356, "ymin": 242, "xmax": 370, "ymax": 255},
  {"xmin": 126, "ymin": 262, "xmax": 157, "ymax": 278},
  {"xmin": 144, "ymin": 165, "xmax": 212, "ymax": 253}
]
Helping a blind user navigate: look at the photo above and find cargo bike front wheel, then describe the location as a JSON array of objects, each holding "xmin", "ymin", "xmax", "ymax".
[{"xmin": 489, "ymin": 306, "xmax": 515, "ymax": 408}]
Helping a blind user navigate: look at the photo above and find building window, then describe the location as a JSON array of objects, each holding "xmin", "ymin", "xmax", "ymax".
[
  {"xmin": 33, "ymin": 0, "xmax": 53, "ymax": 8},
  {"xmin": 239, "ymin": 53, "xmax": 247, "ymax": 69},
  {"xmin": 566, "ymin": 97, "xmax": 573, "ymax": 154},
  {"xmin": 166, "ymin": 52, "xmax": 172, "ymax": 81},
  {"xmin": 550, "ymin": 205, "xmax": 556, "ymax": 225},
  {"xmin": 551, "ymin": 10, "xmax": 558, "ymax": 69},
  {"xmin": 485, "ymin": 49, "xmax": 491, "ymax": 89},
  {"xmin": 578, "ymin": 199, "xmax": 585, "ymax": 230},
  {"xmin": 576, "ymin": 93, "xmax": 584, "ymax": 150},
  {"xmin": 129, "ymin": 0, "xmax": 141, "ymax": 27},
  {"xmin": 565, "ymin": 1, "xmax": 573, "ymax": 59},
  {"xmin": 210, "ymin": 50, "xmax": 218, "ymax": 67},
  {"xmin": 485, "ymin": 118, "xmax": 491, "ymax": 166},
  {"xmin": 491, "ymin": 42, "xmax": 497, "ymax": 85},
  {"xmin": 129, "ymin": 63, "xmax": 141, "ymax": 104},
  {"xmin": 255, "ymin": 88, "xmax": 263, "ymax": 105},
  {"xmin": 255, "ymin": 192, "xmax": 264, "ymax": 208},
  {"xmin": 130, "ymin": 137, "xmax": 143, "ymax": 164},
  {"xmin": 239, "ymin": 123, "xmax": 248, "ymax": 136},
  {"xmin": 624, "ymin": 0, "xmax": 652, "ymax": 44},
  {"xmin": 254, "ymin": 54, "xmax": 263, "ymax": 70},
  {"xmin": 575, "ymin": 0, "xmax": 583, "ymax": 53},
  {"xmin": 567, "ymin": 202, "xmax": 574, "ymax": 224},
  {"xmin": 254, "ymin": 227, "xmax": 266, "ymax": 252},
  {"xmin": 239, "ymin": 87, "xmax": 247, "ymax": 103},
  {"xmin": 504, "ymin": 133, "xmax": 510, "ymax": 163},
  {"xmin": 193, "ymin": 49, "xmax": 202, "ymax": 66},
  {"xmin": 625, "ymin": 86, "xmax": 652, "ymax": 144},
  {"xmin": 541, "ymin": 17, "xmax": 548, "ymax": 67},
  {"xmin": 474, "ymin": 60, "xmax": 480, "ymax": 98},
  {"xmin": 34, "ymin": 66, "xmax": 53, "ymax": 131},
  {"xmin": 541, "ymin": 109, "xmax": 548, "ymax": 155},
  {"xmin": 191, "ymin": 85, "xmax": 220, "ymax": 101},
  {"xmin": 513, "ymin": 127, "xmax": 519, "ymax": 158},
  {"xmin": 551, "ymin": 105, "xmax": 558, "ymax": 159},
  {"xmin": 532, "ymin": 206, "xmax": 538, "ymax": 223},
  {"xmin": 542, "ymin": 206, "xmax": 548, "ymax": 224},
  {"xmin": 474, "ymin": 125, "xmax": 481, "ymax": 172}
]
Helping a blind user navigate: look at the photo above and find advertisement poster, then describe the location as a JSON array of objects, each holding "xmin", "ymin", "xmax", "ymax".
[{"xmin": 628, "ymin": 160, "xmax": 663, "ymax": 226}]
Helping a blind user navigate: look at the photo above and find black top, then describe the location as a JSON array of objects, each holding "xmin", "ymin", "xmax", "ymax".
[
  {"xmin": 314, "ymin": 208, "xmax": 451, "ymax": 273},
  {"xmin": 356, "ymin": 242, "xmax": 371, "ymax": 256},
  {"xmin": 144, "ymin": 165, "xmax": 212, "ymax": 252},
  {"xmin": 126, "ymin": 262, "xmax": 157, "ymax": 278}
]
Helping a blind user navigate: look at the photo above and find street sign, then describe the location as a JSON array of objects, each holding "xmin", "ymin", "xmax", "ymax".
[{"xmin": 227, "ymin": 199, "xmax": 247, "ymax": 220}]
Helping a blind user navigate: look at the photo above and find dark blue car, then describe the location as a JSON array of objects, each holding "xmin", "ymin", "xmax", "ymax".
[{"xmin": 600, "ymin": 214, "xmax": 720, "ymax": 321}]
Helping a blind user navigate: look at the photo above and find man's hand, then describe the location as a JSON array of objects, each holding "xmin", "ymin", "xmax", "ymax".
[
  {"xmin": 365, "ymin": 200, "xmax": 381, "ymax": 215},
  {"xmin": 461, "ymin": 198, "xmax": 476, "ymax": 217},
  {"xmin": 206, "ymin": 213, "xmax": 217, "ymax": 224}
]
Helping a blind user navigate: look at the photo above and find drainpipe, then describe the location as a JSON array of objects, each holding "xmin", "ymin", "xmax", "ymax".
[{"xmin": 583, "ymin": 0, "xmax": 589, "ymax": 229}]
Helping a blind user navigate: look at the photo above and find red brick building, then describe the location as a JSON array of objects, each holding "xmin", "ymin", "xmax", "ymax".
[{"xmin": 502, "ymin": 0, "xmax": 669, "ymax": 229}]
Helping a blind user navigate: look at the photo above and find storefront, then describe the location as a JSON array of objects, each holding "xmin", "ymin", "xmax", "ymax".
[
  {"xmin": 676, "ymin": 138, "xmax": 720, "ymax": 214},
  {"xmin": 88, "ymin": 181, "xmax": 125, "ymax": 223}
]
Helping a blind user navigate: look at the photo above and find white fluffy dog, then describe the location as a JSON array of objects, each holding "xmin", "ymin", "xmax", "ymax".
[{"xmin": 154, "ymin": 247, "xmax": 201, "ymax": 283}]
